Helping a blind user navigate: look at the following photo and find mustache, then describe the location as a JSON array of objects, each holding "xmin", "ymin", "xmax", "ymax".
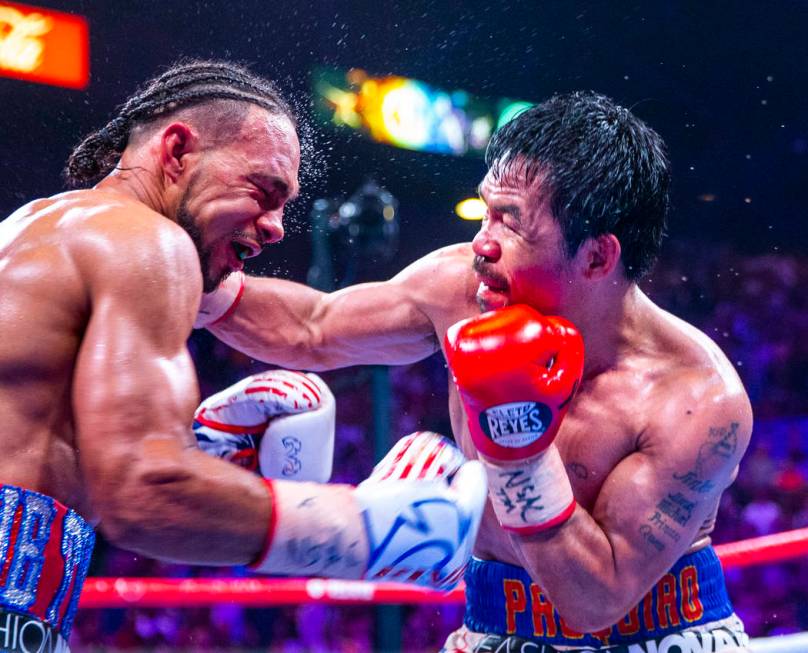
[
  {"xmin": 232, "ymin": 229, "xmax": 269, "ymax": 250},
  {"xmin": 473, "ymin": 256, "xmax": 508, "ymax": 287}
]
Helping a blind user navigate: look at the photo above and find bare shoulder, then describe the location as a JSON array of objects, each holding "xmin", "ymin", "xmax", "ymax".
[
  {"xmin": 59, "ymin": 190, "xmax": 202, "ymax": 331},
  {"xmin": 393, "ymin": 243, "xmax": 477, "ymax": 315},
  {"xmin": 641, "ymin": 304, "xmax": 753, "ymax": 486},
  {"xmin": 63, "ymin": 190, "xmax": 201, "ymax": 290},
  {"xmin": 418, "ymin": 242, "xmax": 474, "ymax": 269}
]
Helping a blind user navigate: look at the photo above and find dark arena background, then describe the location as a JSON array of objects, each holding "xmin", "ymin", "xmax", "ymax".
[{"xmin": 1, "ymin": 2, "xmax": 807, "ymax": 651}]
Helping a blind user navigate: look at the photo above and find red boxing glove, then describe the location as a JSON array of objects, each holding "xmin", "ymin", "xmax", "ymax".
[{"xmin": 445, "ymin": 304, "xmax": 584, "ymax": 534}]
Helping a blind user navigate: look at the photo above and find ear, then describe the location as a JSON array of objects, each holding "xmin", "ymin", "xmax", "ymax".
[
  {"xmin": 159, "ymin": 122, "xmax": 198, "ymax": 183},
  {"xmin": 578, "ymin": 233, "xmax": 622, "ymax": 280}
]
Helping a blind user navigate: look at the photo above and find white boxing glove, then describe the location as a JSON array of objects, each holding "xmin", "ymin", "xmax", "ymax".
[
  {"xmin": 194, "ymin": 370, "xmax": 335, "ymax": 482},
  {"xmin": 351, "ymin": 431, "xmax": 479, "ymax": 588},
  {"xmin": 250, "ymin": 459, "xmax": 487, "ymax": 591},
  {"xmin": 362, "ymin": 431, "xmax": 467, "ymax": 484}
]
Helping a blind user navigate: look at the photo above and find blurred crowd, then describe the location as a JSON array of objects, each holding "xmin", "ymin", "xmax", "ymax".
[{"xmin": 70, "ymin": 242, "xmax": 808, "ymax": 651}]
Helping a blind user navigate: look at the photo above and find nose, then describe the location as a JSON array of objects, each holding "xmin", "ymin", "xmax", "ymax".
[
  {"xmin": 256, "ymin": 211, "xmax": 284, "ymax": 245},
  {"xmin": 472, "ymin": 222, "xmax": 501, "ymax": 262}
]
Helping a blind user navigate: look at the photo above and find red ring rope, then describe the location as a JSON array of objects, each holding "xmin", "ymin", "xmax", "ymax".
[{"xmin": 78, "ymin": 527, "xmax": 808, "ymax": 609}]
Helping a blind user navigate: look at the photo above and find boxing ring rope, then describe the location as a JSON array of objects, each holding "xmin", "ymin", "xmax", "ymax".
[{"xmin": 78, "ymin": 527, "xmax": 808, "ymax": 650}]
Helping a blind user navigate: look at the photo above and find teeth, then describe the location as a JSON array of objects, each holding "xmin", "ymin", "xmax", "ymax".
[{"xmin": 232, "ymin": 242, "xmax": 249, "ymax": 261}]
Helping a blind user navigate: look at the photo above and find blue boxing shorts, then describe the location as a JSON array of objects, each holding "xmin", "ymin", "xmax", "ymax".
[
  {"xmin": 442, "ymin": 547, "xmax": 749, "ymax": 652},
  {"xmin": 0, "ymin": 484, "xmax": 95, "ymax": 653}
]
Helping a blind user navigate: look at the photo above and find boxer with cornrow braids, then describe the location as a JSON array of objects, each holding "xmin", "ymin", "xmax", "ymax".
[
  {"xmin": 0, "ymin": 60, "xmax": 486, "ymax": 650},
  {"xmin": 65, "ymin": 59, "xmax": 295, "ymax": 186}
]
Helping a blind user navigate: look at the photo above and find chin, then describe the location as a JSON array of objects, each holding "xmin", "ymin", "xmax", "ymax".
[{"xmin": 476, "ymin": 296, "xmax": 510, "ymax": 313}]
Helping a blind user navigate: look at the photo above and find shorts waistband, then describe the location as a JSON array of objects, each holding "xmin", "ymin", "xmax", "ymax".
[
  {"xmin": 0, "ymin": 484, "xmax": 95, "ymax": 639},
  {"xmin": 463, "ymin": 546, "xmax": 735, "ymax": 648},
  {"xmin": 0, "ymin": 607, "xmax": 70, "ymax": 653},
  {"xmin": 448, "ymin": 617, "xmax": 748, "ymax": 653}
]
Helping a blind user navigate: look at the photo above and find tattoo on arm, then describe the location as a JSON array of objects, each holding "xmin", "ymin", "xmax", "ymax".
[
  {"xmin": 643, "ymin": 491, "xmax": 694, "ymax": 546},
  {"xmin": 639, "ymin": 524, "xmax": 666, "ymax": 552},
  {"xmin": 695, "ymin": 422, "xmax": 739, "ymax": 475},
  {"xmin": 286, "ymin": 534, "xmax": 363, "ymax": 571},
  {"xmin": 639, "ymin": 423, "xmax": 738, "ymax": 554},
  {"xmin": 284, "ymin": 495, "xmax": 363, "ymax": 572},
  {"xmin": 656, "ymin": 492, "xmax": 695, "ymax": 527},
  {"xmin": 673, "ymin": 421, "xmax": 739, "ymax": 493}
]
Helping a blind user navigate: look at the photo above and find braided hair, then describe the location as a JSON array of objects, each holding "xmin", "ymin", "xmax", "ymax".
[{"xmin": 64, "ymin": 59, "xmax": 295, "ymax": 187}]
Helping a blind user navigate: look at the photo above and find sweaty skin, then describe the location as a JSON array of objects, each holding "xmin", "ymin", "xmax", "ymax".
[
  {"xmin": 209, "ymin": 179, "xmax": 752, "ymax": 631},
  {"xmin": 0, "ymin": 104, "xmax": 312, "ymax": 567},
  {"xmin": 0, "ymin": 189, "xmax": 274, "ymax": 564}
]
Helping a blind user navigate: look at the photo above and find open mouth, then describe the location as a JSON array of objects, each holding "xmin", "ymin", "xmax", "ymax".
[
  {"xmin": 476, "ymin": 274, "xmax": 508, "ymax": 293},
  {"xmin": 231, "ymin": 239, "xmax": 260, "ymax": 261}
]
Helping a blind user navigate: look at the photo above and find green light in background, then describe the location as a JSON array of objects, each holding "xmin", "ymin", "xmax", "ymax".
[{"xmin": 496, "ymin": 101, "xmax": 534, "ymax": 129}]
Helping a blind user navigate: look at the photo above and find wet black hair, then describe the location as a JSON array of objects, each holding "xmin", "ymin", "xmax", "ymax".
[
  {"xmin": 64, "ymin": 59, "xmax": 295, "ymax": 187},
  {"xmin": 485, "ymin": 91, "xmax": 671, "ymax": 281}
]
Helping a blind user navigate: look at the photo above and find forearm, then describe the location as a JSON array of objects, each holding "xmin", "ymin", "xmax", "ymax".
[
  {"xmin": 209, "ymin": 275, "xmax": 438, "ymax": 369},
  {"xmin": 98, "ymin": 442, "xmax": 271, "ymax": 565},
  {"xmin": 508, "ymin": 506, "xmax": 640, "ymax": 632},
  {"xmin": 209, "ymin": 276, "xmax": 332, "ymax": 369}
]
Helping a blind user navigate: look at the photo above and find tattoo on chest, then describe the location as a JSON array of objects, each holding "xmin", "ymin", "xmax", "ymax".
[{"xmin": 495, "ymin": 469, "xmax": 544, "ymax": 523}]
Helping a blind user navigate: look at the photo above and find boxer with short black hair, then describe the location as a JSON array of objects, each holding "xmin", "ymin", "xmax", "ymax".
[
  {"xmin": 0, "ymin": 60, "xmax": 485, "ymax": 652},
  {"xmin": 202, "ymin": 92, "xmax": 753, "ymax": 651}
]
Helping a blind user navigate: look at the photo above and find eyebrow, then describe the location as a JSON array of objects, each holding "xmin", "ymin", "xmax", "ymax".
[
  {"xmin": 476, "ymin": 184, "xmax": 523, "ymax": 226},
  {"xmin": 487, "ymin": 202, "xmax": 522, "ymax": 224},
  {"xmin": 251, "ymin": 174, "xmax": 299, "ymax": 202}
]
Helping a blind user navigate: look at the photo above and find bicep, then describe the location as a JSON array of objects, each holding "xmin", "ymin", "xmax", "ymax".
[
  {"xmin": 72, "ymin": 237, "xmax": 201, "ymax": 500},
  {"xmin": 592, "ymin": 413, "xmax": 750, "ymax": 601}
]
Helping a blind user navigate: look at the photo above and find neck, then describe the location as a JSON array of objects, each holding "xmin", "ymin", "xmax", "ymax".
[
  {"xmin": 94, "ymin": 148, "xmax": 171, "ymax": 218},
  {"xmin": 567, "ymin": 281, "xmax": 649, "ymax": 379}
]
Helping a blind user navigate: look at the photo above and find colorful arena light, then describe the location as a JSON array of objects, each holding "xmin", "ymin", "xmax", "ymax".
[
  {"xmin": 314, "ymin": 67, "xmax": 531, "ymax": 156},
  {"xmin": 0, "ymin": 2, "xmax": 89, "ymax": 89}
]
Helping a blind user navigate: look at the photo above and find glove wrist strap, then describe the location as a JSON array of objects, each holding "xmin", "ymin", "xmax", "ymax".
[
  {"xmin": 250, "ymin": 479, "xmax": 369, "ymax": 578},
  {"xmin": 194, "ymin": 271, "xmax": 245, "ymax": 329},
  {"xmin": 483, "ymin": 445, "xmax": 576, "ymax": 534}
]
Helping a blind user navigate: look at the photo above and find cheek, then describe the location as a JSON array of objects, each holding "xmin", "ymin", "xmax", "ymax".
[
  {"xmin": 510, "ymin": 258, "xmax": 568, "ymax": 311},
  {"xmin": 198, "ymin": 196, "xmax": 259, "ymax": 237}
]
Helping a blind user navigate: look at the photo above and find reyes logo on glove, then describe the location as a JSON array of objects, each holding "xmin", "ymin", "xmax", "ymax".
[{"xmin": 479, "ymin": 401, "xmax": 552, "ymax": 448}]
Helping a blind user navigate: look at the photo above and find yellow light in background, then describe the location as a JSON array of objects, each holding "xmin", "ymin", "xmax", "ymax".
[{"xmin": 455, "ymin": 198, "xmax": 487, "ymax": 220}]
